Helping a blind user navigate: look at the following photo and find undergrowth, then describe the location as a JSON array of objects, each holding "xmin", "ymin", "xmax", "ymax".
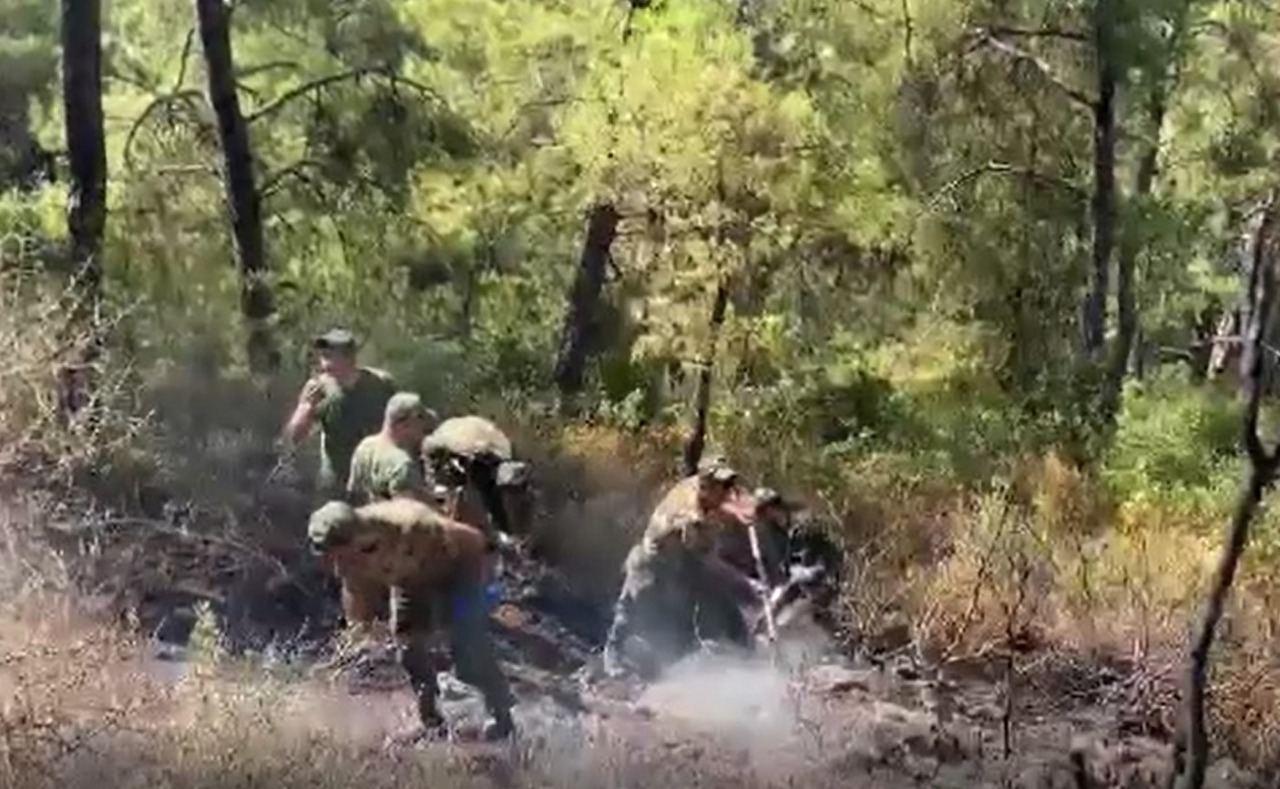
[{"xmin": 4, "ymin": 269, "xmax": 1280, "ymax": 775}]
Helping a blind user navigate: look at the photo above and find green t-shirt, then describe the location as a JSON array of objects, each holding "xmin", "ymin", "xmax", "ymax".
[
  {"xmin": 311, "ymin": 367, "xmax": 396, "ymax": 493},
  {"xmin": 346, "ymin": 433, "xmax": 426, "ymax": 505}
]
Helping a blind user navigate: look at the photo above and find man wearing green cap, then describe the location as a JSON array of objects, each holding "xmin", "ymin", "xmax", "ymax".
[
  {"xmin": 307, "ymin": 498, "xmax": 516, "ymax": 741},
  {"xmin": 282, "ymin": 329, "xmax": 396, "ymax": 498},
  {"xmin": 602, "ymin": 456, "xmax": 765, "ymax": 679}
]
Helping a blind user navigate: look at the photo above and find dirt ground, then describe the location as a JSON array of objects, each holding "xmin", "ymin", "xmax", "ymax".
[{"xmin": 0, "ymin": 468, "xmax": 1266, "ymax": 788}]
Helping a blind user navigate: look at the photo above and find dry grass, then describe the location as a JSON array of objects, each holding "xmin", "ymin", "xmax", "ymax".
[
  {"xmin": 0, "ymin": 594, "xmax": 848, "ymax": 789},
  {"xmin": 7, "ymin": 267, "xmax": 1280, "ymax": 779}
]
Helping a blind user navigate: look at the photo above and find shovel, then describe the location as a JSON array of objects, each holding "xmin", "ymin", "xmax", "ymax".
[{"xmin": 747, "ymin": 521, "xmax": 783, "ymax": 663}]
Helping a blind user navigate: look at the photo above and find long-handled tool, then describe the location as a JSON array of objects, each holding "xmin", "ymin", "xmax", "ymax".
[{"xmin": 747, "ymin": 521, "xmax": 782, "ymax": 661}]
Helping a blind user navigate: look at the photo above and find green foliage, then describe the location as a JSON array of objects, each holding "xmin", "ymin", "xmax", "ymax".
[
  {"xmin": 1102, "ymin": 372, "xmax": 1242, "ymax": 509},
  {"xmin": 6, "ymin": 0, "xmax": 1280, "ymax": 530}
]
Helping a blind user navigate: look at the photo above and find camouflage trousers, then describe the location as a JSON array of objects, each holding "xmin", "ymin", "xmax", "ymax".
[
  {"xmin": 603, "ymin": 543, "xmax": 748, "ymax": 679},
  {"xmin": 328, "ymin": 557, "xmax": 512, "ymax": 729},
  {"xmin": 392, "ymin": 579, "xmax": 514, "ymax": 728}
]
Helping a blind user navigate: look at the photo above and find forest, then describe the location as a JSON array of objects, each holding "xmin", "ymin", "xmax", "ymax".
[{"xmin": 3, "ymin": 0, "xmax": 1280, "ymax": 787}]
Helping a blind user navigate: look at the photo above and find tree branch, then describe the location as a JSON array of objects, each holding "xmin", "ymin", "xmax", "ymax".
[
  {"xmin": 974, "ymin": 24, "xmax": 1087, "ymax": 42},
  {"xmin": 901, "ymin": 0, "xmax": 914, "ymax": 66},
  {"xmin": 237, "ymin": 60, "xmax": 301, "ymax": 80},
  {"xmin": 258, "ymin": 158, "xmax": 324, "ymax": 200},
  {"xmin": 927, "ymin": 161, "xmax": 1084, "ymax": 210},
  {"xmin": 174, "ymin": 27, "xmax": 196, "ymax": 91},
  {"xmin": 122, "ymin": 90, "xmax": 204, "ymax": 169},
  {"xmin": 973, "ymin": 30, "xmax": 1096, "ymax": 109},
  {"xmin": 246, "ymin": 66, "xmax": 443, "ymax": 125}
]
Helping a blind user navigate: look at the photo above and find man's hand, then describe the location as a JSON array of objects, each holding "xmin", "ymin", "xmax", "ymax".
[
  {"xmin": 301, "ymin": 376, "xmax": 328, "ymax": 407},
  {"xmin": 718, "ymin": 487, "xmax": 758, "ymax": 527},
  {"xmin": 283, "ymin": 378, "xmax": 326, "ymax": 445}
]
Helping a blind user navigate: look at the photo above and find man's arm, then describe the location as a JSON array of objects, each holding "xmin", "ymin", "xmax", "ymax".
[{"xmin": 282, "ymin": 377, "xmax": 326, "ymax": 445}]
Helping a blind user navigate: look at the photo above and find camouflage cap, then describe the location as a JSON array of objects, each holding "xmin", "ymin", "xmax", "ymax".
[
  {"xmin": 496, "ymin": 459, "xmax": 530, "ymax": 488},
  {"xmin": 313, "ymin": 328, "xmax": 358, "ymax": 351},
  {"xmin": 308, "ymin": 500, "xmax": 357, "ymax": 551},
  {"xmin": 385, "ymin": 391, "xmax": 434, "ymax": 425},
  {"xmin": 696, "ymin": 455, "xmax": 738, "ymax": 485}
]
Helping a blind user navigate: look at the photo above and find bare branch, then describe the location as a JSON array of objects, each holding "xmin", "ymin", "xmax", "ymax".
[
  {"xmin": 247, "ymin": 67, "xmax": 443, "ymax": 125},
  {"xmin": 974, "ymin": 24, "xmax": 1087, "ymax": 42},
  {"xmin": 901, "ymin": 0, "xmax": 914, "ymax": 66},
  {"xmin": 973, "ymin": 30, "xmax": 1096, "ymax": 109},
  {"xmin": 151, "ymin": 164, "xmax": 219, "ymax": 178},
  {"xmin": 122, "ymin": 90, "xmax": 204, "ymax": 169},
  {"xmin": 174, "ymin": 28, "xmax": 196, "ymax": 91},
  {"xmin": 236, "ymin": 60, "xmax": 301, "ymax": 80},
  {"xmin": 258, "ymin": 158, "xmax": 324, "ymax": 200},
  {"xmin": 927, "ymin": 161, "xmax": 1084, "ymax": 210}
]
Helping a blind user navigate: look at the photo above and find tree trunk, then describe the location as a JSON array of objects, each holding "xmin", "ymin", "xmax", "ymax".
[
  {"xmin": 1081, "ymin": 2, "xmax": 1116, "ymax": 360},
  {"xmin": 195, "ymin": 0, "xmax": 278, "ymax": 373},
  {"xmin": 1176, "ymin": 194, "xmax": 1280, "ymax": 789},
  {"xmin": 553, "ymin": 201, "xmax": 620, "ymax": 399},
  {"xmin": 56, "ymin": 0, "xmax": 107, "ymax": 423},
  {"xmin": 682, "ymin": 282, "xmax": 729, "ymax": 477},
  {"xmin": 1101, "ymin": 90, "xmax": 1166, "ymax": 419},
  {"xmin": 61, "ymin": 0, "xmax": 106, "ymax": 314}
]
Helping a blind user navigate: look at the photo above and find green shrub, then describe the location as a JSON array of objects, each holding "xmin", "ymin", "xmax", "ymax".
[{"xmin": 1102, "ymin": 373, "xmax": 1241, "ymax": 513}]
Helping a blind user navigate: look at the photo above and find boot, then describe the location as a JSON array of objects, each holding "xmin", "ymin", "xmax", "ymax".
[
  {"xmin": 417, "ymin": 695, "xmax": 448, "ymax": 734},
  {"xmin": 482, "ymin": 708, "xmax": 515, "ymax": 741}
]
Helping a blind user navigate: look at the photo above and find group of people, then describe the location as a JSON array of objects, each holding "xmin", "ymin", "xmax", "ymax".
[
  {"xmin": 283, "ymin": 327, "xmax": 839, "ymax": 744},
  {"xmin": 282, "ymin": 328, "xmax": 527, "ymax": 742}
]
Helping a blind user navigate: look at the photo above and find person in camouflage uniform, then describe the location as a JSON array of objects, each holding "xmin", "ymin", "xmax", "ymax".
[
  {"xmin": 347, "ymin": 392, "xmax": 437, "ymax": 506},
  {"xmin": 421, "ymin": 415, "xmax": 532, "ymax": 547},
  {"xmin": 602, "ymin": 457, "xmax": 764, "ymax": 679},
  {"xmin": 283, "ymin": 329, "xmax": 396, "ymax": 498},
  {"xmin": 334, "ymin": 392, "xmax": 436, "ymax": 628},
  {"xmin": 308, "ymin": 498, "xmax": 516, "ymax": 741}
]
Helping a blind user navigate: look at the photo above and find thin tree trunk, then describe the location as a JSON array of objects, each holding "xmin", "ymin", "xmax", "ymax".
[
  {"xmin": 57, "ymin": 0, "xmax": 107, "ymax": 422},
  {"xmin": 1176, "ymin": 194, "xmax": 1280, "ymax": 789},
  {"xmin": 1082, "ymin": 2, "xmax": 1116, "ymax": 360},
  {"xmin": 554, "ymin": 201, "xmax": 620, "ymax": 398},
  {"xmin": 682, "ymin": 282, "xmax": 729, "ymax": 477},
  {"xmin": 1101, "ymin": 91, "xmax": 1165, "ymax": 419},
  {"xmin": 195, "ymin": 0, "xmax": 278, "ymax": 373},
  {"xmin": 1102, "ymin": 0, "xmax": 1191, "ymax": 421},
  {"xmin": 61, "ymin": 0, "xmax": 106, "ymax": 314}
]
